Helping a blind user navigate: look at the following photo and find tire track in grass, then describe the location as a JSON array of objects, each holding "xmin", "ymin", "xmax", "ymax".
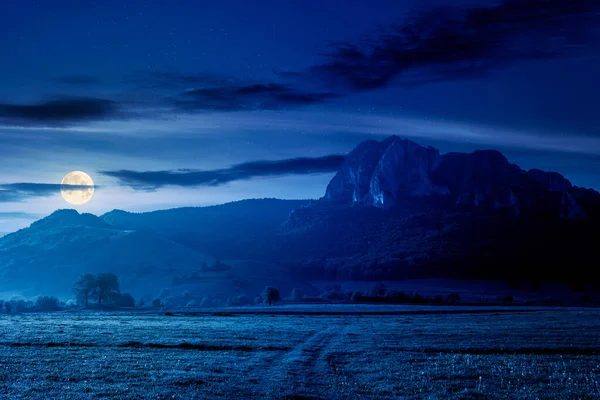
[{"xmin": 263, "ymin": 320, "xmax": 360, "ymax": 399}]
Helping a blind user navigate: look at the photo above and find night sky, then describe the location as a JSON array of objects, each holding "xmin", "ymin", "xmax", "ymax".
[{"xmin": 1, "ymin": 0, "xmax": 599, "ymax": 233}]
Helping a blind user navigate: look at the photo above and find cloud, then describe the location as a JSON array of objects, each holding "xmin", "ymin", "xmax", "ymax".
[
  {"xmin": 54, "ymin": 75, "xmax": 102, "ymax": 85},
  {"xmin": 101, "ymin": 155, "xmax": 346, "ymax": 189},
  {"xmin": 303, "ymin": 0, "xmax": 600, "ymax": 90},
  {"xmin": 0, "ymin": 183, "xmax": 96, "ymax": 202},
  {"xmin": 127, "ymin": 71, "xmax": 339, "ymax": 113},
  {"xmin": 0, "ymin": 212, "xmax": 41, "ymax": 220},
  {"xmin": 6, "ymin": 0, "xmax": 596, "ymax": 126},
  {"xmin": 173, "ymin": 83, "xmax": 338, "ymax": 112},
  {"xmin": 0, "ymin": 97, "xmax": 119, "ymax": 126}
]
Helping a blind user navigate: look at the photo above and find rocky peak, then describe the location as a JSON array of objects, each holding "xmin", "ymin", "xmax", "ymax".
[
  {"xmin": 324, "ymin": 138, "xmax": 392, "ymax": 203},
  {"xmin": 369, "ymin": 137, "xmax": 445, "ymax": 207},
  {"xmin": 324, "ymin": 136, "xmax": 445, "ymax": 207},
  {"xmin": 323, "ymin": 136, "xmax": 593, "ymax": 219},
  {"xmin": 527, "ymin": 169, "xmax": 572, "ymax": 192}
]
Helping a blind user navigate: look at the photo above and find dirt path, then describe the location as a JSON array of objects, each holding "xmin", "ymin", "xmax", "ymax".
[{"xmin": 258, "ymin": 318, "xmax": 368, "ymax": 399}]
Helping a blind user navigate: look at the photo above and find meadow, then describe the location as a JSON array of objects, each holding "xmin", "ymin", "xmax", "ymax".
[{"xmin": 0, "ymin": 306, "xmax": 598, "ymax": 399}]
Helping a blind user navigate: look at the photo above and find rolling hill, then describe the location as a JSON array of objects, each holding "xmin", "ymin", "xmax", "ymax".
[{"xmin": 2, "ymin": 136, "xmax": 599, "ymax": 300}]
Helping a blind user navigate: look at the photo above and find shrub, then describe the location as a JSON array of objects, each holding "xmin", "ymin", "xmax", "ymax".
[
  {"xmin": 384, "ymin": 289, "xmax": 409, "ymax": 303},
  {"xmin": 116, "ymin": 293, "xmax": 135, "ymax": 308},
  {"xmin": 35, "ymin": 295, "xmax": 59, "ymax": 311},
  {"xmin": 446, "ymin": 293, "xmax": 461, "ymax": 304},
  {"xmin": 186, "ymin": 300, "xmax": 199, "ymax": 308},
  {"xmin": 200, "ymin": 297, "xmax": 211, "ymax": 307},
  {"xmin": 411, "ymin": 291, "xmax": 424, "ymax": 302},
  {"xmin": 351, "ymin": 290, "xmax": 363, "ymax": 302},
  {"xmin": 501, "ymin": 295, "xmax": 514, "ymax": 304},
  {"xmin": 9, "ymin": 296, "xmax": 31, "ymax": 312},
  {"xmin": 152, "ymin": 298, "xmax": 161, "ymax": 308},
  {"xmin": 4, "ymin": 302, "xmax": 11, "ymax": 313},
  {"xmin": 65, "ymin": 299, "xmax": 77, "ymax": 309},
  {"xmin": 161, "ymin": 298, "xmax": 172, "ymax": 308},
  {"xmin": 261, "ymin": 287, "xmax": 281, "ymax": 306},
  {"xmin": 290, "ymin": 288, "xmax": 302, "ymax": 302},
  {"xmin": 368, "ymin": 283, "xmax": 387, "ymax": 297},
  {"xmin": 227, "ymin": 294, "xmax": 250, "ymax": 306},
  {"xmin": 432, "ymin": 295, "xmax": 444, "ymax": 304},
  {"xmin": 320, "ymin": 289, "xmax": 344, "ymax": 301}
]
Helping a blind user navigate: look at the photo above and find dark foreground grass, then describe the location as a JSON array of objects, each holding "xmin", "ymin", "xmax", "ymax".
[{"xmin": 0, "ymin": 308, "xmax": 598, "ymax": 399}]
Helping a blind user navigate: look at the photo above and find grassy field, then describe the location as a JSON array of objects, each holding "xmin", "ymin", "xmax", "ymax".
[{"xmin": 0, "ymin": 306, "xmax": 598, "ymax": 399}]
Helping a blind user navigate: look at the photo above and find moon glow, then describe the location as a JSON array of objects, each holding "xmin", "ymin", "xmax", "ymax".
[{"xmin": 61, "ymin": 171, "xmax": 95, "ymax": 206}]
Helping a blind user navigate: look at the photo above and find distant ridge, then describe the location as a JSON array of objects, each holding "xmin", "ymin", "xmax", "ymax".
[
  {"xmin": 1, "ymin": 137, "xmax": 599, "ymax": 294},
  {"xmin": 0, "ymin": 209, "xmax": 215, "ymax": 297}
]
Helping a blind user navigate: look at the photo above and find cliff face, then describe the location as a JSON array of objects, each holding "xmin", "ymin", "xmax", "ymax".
[
  {"xmin": 325, "ymin": 137, "xmax": 444, "ymax": 207},
  {"xmin": 369, "ymin": 138, "xmax": 445, "ymax": 207},
  {"xmin": 323, "ymin": 136, "xmax": 590, "ymax": 219},
  {"xmin": 324, "ymin": 139, "xmax": 391, "ymax": 203},
  {"xmin": 272, "ymin": 136, "xmax": 600, "ymax": 282}
]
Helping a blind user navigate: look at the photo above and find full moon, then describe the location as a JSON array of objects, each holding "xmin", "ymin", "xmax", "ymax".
[{"xmin": 61, "ymin": 171, "xmax": 95, "ymax": 206}]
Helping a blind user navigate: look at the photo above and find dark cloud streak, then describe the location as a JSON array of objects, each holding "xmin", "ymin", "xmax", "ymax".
[
  {"xmin": 101, "ymin": 155, "xmax": 346, "ymax": 190},
  {"xmin": 2, "ymin": 0, "xmax": 598, "ymax": 126},
  {"xmin": 0, "ymin": 97, "xmax": 119, "ymax": 126},
  {"xmin": 0, "ymin": 183, "xmax": 96, "ymax": 202},
  {"xmin": 174, "ymin": 83, "xmax": 338, "ymax": 112},
  {"xmin": 0, "ymin": 212, "xmax": 41, "ymax": 220},
  {"xmin": 304, "ymin": 0, "xmax": 600, "ymax": 90}
]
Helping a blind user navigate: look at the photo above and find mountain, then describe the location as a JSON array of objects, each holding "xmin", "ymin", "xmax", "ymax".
[
  {"xmin": 93, "ymin": 136, "xmax": 600, "ymax": 285},
  {"xmin": 325, "ymin": 136, "xmax": 446, "ymax": 205},
  {"xmin": 101, "ymin": 198, "xmax": 309, "ymax": 260},
  {"xmin": 0, "ymin": 209, "xmax": 214, "ymax": 297},
  {"xmin": 324, "ymin": 136, "xmax": 593, "ymax": 218},
  {"xmin": 279, "ymin": 136, "xmax": 600, "ymax": 282},
  {"xmin": 2, "ymin": 137, "xmax": 599, "ymax": 297}
]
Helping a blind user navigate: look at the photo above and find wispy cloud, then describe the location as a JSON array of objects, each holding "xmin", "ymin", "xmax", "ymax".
[
  {"xmin": 173, "ymin": 83, "xmax": 338, "ymax": 112},
  {"xmin": 0, "ymin": 97, "xmax": 119, "ymax": 126},
  {"xmin": 0, "ymin": 183, "xmax": 96, "ymax": 202},
  {"xmin": 302, "ymin": 0, "xmax": 600, "ymax": 90},
  {"xmin": 1, "ymin": 0, "xmax": 598, "ymax": 127},
  {"xmin": 101, "ymin": 155, "xmax": 345, "ymax": 190},
  {"xmin": 0, "ymin": 212, "xmax": 41, "ymax": 219}
]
